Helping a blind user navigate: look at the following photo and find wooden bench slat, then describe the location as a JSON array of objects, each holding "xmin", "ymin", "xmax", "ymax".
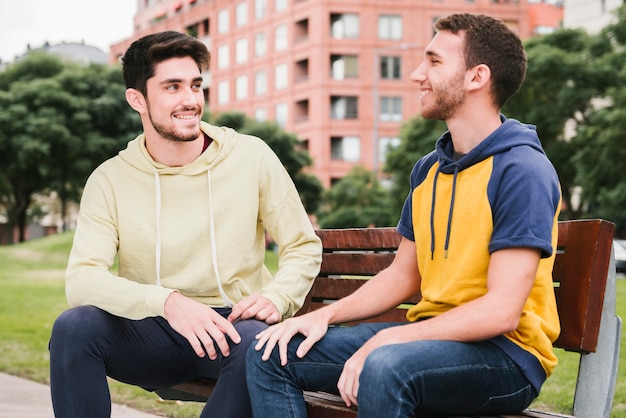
[
  {"xmin": 319, "ymin": 252, "xmax": 397, "ymax": 276},
  {"xmin": 317, "ymin": 227, "xmax": 401, "ymax": 251}
]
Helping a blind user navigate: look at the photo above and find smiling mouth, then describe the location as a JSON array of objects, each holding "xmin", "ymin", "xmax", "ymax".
[{"xmin": 175, "ymin": 114, "xmax": 197, "ymax": 120}]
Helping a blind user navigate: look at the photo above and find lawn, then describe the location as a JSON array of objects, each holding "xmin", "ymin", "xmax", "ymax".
[{"xmin": 0, "ymin": 232, "xmax": 623, "ymax": 417}]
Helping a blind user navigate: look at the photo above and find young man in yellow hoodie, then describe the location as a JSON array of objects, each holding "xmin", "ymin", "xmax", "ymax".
[
  {"xmin": 49, "ymin": 31, "xmax": 322, "ymax": 418},
  {"xmin": 247, "ymin": 13, "xmax": 561, "ymax": 418}
]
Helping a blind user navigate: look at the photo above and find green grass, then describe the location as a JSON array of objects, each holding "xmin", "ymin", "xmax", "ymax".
[{"xmin": 0, "ymin": 232, "xmax": 624, "ymax": 417}]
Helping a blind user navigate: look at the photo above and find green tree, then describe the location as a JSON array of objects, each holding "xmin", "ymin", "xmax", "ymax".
[
  {"xmin": 213, "ymin": 112, "xmax": 323, "ymax": 213},
  {"xmin": 569, "ymin": 7, "xmax": 626, "ymax": 234},
  {"xmin": 0, "ymin": 52, "xmax": 138, "ymax": 243},
  {"xmin": 316, "ymin": 166, "xmax": 396, "ymax": 228},
  {"xmin": 383, "ymin": 117, "xmax": 447, "ymax": 217},
  {"xmin": 503, "ymin": 28, "xmax": 614, "ymax": 220}
]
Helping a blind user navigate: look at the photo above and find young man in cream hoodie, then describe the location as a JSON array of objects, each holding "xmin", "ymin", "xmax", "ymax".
[{"xmin": 49, "ymin": 31, "xmax": 322, "ymax": 418}]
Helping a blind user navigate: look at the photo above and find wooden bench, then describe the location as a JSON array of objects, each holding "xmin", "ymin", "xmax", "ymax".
[{"xmin": 155, "ymin": 219, "xmax": 621, "ymax": 418}]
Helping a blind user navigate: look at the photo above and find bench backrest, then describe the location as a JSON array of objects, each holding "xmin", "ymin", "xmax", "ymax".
[{"xmin": 299, "ymin": 219, "xmax": 615, "ymax": 354}]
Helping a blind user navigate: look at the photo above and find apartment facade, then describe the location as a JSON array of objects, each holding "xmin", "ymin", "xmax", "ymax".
[
  {"xmin": 563, "ymin": 0, "xmax": 622, "ymax": 33},
  {"xmin": 111, "ymin": 0, "xmax": 531, "ymax": 187}
]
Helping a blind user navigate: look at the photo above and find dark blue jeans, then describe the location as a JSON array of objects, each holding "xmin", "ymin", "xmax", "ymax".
[
  {"xmin": 49, "ymin": 305, "xmax": 267, "ymax": 418},
  {"xmin": 246, "ymin": 322, "xmax": 537, "ymax": 418}
]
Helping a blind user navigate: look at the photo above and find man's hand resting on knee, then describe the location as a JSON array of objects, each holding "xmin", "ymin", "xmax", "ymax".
[{"xmin": 164, "ymin": 291, "xmax": 241, "ymax": 359}]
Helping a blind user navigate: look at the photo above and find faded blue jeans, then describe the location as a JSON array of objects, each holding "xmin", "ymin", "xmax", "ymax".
[
  {"xmin": 49, "ymin": 305, "xmax": 267, "ymax": 418},
  {"xmin": 246, "ymin": 322, "xmax": 537, "ymax": 418}
]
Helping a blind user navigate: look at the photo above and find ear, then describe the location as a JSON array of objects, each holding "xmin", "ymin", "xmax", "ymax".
[
  {"xmin": 125, "ymin": 88, "xmax": 146, "ymax": 113},
  {"xmin": 466, "ymin": 64, "xmax": 491, "ymax": 92}
]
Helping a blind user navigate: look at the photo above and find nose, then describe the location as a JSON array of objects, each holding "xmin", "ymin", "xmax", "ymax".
[
  {"xmin": 410, "ymin": 60, "xmax": 427, "ymax": 83},
  {"xmin": 181, "ymin": 86, "xmax": 200, "ymax": 105}
]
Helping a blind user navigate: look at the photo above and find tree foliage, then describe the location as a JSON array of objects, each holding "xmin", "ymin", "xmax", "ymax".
[
  {"xmin": 0, "ymin": 52, "xmax": 139, "ymax": 243},
  {"xmin": 316, "ymin": 166, "xmax": 396, "ymax": 228}
]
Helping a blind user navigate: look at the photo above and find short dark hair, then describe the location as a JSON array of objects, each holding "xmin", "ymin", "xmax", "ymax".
[
  {"xmin": 121, "ymin": 31, "xmax": 210, "ymax": 96},
  {"xmin": 434, "ymin": 13, "xmax": 527, "ymax": 107}
]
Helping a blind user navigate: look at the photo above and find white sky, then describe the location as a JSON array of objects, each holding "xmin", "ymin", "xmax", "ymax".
[{"xmin": 0, "ymin": 0, "xmax": 137, "ymax": 63}]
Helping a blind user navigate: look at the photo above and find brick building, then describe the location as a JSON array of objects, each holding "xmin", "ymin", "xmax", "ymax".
[{"xmin": 111, "ymin": 0, "xmax": 550, "ymax": 187}]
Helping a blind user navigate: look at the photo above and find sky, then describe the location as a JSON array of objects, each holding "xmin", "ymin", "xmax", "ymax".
[{"xmin": 0, "ymin": 0, "xmax": 137, "ymax": 63}]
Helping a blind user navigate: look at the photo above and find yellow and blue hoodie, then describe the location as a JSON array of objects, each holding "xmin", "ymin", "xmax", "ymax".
[
  {"xmin": 65, "ymin": 121, "xmax": 322, "ymax": 321},
  {"xmin": 397, "ymin": 115, "xmax": 561, "ymax": 395}
]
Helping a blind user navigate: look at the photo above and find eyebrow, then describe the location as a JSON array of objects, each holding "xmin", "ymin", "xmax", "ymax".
[
  {"xmin": 160, "ymin": 76, "xmax": 203, "ymax": 85},
  {"xmin": 425, "ymin": 50, "xmax": 442, "ymax": 59}
]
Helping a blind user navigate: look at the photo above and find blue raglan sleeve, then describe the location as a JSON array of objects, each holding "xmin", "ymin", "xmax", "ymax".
[{"xmin": 488, "ymin": 146, "xmax": 561, "ymax": 258}]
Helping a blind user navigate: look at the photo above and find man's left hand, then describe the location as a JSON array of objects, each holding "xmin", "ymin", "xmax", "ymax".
[{"xmin": 228, "ymin": 294, "xmax": 281, "ymax": 324}]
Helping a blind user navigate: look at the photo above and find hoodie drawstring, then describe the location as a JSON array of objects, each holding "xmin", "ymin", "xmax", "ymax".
[
  {"xmin": 429, "ymin": 165, "xmax": 459, "ymax": 260},
  {"xmin": 154, "ymin": 173, "xmax": 162, "ymax": 286},
  {"xmin": 429, "ymin": 170, "xmax": 439, "ymax": 260},
  {"xmin": 444, "ymin": 167, "xmax": 459, "ymax": 258},
  {"xmin": 207, "ymin": 170, "xmax": 234, "ymax": 307}
]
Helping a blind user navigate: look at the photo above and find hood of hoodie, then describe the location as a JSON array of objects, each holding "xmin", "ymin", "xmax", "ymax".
[
  {"xmin": 434, "ymin": 115, "xmax": 544, "ymax": 173},
  {"xmin": 427, "ymin": 115, "xmax": 545, "ymax": 259},
  {"xmin": 118, "ymin": 121, "xmax": 237, "ymax": 175}
]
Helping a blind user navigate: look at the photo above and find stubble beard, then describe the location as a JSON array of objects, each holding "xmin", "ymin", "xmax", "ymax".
[
  {"xmin": 147, "ymin": 103, "xmax": 202, "ymax": 143},
  {"xmin": 421, "ymin": 71, "xmax": 466, "ymax": 121}
]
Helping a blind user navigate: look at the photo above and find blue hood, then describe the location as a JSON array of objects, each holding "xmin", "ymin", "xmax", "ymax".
[{"xmin": 428, "ymin": 115, "xmax": 546, "ymax": 259}]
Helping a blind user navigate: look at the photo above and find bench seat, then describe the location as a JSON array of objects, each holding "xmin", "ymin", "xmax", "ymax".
[{"xmin": 155, "ymin": 219, "xmax": 621, "ymax": 418}]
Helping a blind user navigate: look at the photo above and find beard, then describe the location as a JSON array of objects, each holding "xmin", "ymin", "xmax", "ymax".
[
  {"xmin": 421, "ymin": 70, "xmax": 466, "ymax": 121},
  {"xmin": 147, "ymin": 104, "xmax": 202, "ymax": 143}
]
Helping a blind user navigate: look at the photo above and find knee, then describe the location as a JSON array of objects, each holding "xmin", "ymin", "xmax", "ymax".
[
  {"xmin": 245, "ymin": 338, "xmax": 283, "ymax": 378},
  {"xmin": 235, "ymin": 319, "xmax": 269, "ymax": 347},
  {"xmin": 360, "ymin": 345, "xmax": 405, "ymax": 386},
  {"xmin": 50, "ymin": 306, "xmax": 106, "ymax": 349}
]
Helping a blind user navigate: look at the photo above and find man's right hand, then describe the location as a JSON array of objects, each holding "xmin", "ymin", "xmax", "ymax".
[{"xmin": 164, "ymin": 292, "xmax": 241, "ymax": 359}]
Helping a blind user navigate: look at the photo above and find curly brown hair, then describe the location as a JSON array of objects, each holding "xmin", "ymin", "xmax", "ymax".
[{"xmin": 434, "ymin": 13, "xmax": 527, "ymax": 108}]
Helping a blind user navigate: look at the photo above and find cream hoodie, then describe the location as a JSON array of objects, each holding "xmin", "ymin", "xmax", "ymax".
[{"xmin": 65, "ymin": 122, "xmax": 322, "ymax": 320}]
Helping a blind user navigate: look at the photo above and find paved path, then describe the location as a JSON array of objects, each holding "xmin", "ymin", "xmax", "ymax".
[{"xmin": 0, "ymin": 372, "xmax": 162, "ymax": 417}]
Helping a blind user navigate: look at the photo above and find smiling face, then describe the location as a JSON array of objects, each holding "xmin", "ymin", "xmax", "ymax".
[
  {"xmin": 142, "ymin": 56, "xmax": 205, "ymax": 143},
  {"xmin": 410, "ymin": 30, "xmax": 469, "ymax": 121}
]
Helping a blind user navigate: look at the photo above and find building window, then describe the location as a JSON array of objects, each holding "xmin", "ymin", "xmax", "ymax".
[
  {"xmin": 217, "ymin": 44, "xmax": 230, "ymax": 69},
  {"xmin": 295, "ymin": 58, "xmax": 309, "ymax": 82},
  {"xmin": 236, "ymin": 75, "xmax": 248, "ymax": 100},
  {"xmin": 236, "ymin": 38, "xmax": 248, "ymax": 64},
  {"xmin": 275, "ymin": 63, "xmax": 288, "ymax": 90},
  {"xmin": 331, "ymin": 55, "xmax": 358, "ymax": 79},
  {"xmin": 255, "ymin": 0, "xmax": 266, "ymax": 19},
  {"xmin": 380, "ymin": 56, "xmax": 401, "ymax": 80},
  {"xmin": 236, "ymin": 2, "xmax": 248, "ymax": 27},
  {"xmin": 275, "ymin": 102, "xmax": 288, "ymax": 127},
  {"xmin": 217, "ymin": 80, "xmax": 229, "ymax": 104},
  {"xmin": 380, "ymin": 96, "xmax": 402, "ymax": 121},
  {"xmin": 331, "ymin": 96, "xmax": 358, "ymax": 119},
  {"xmin": 378, "ymin": 15, "xmax": 402, "ymax": 40},
  {"xmin": 378, "ymin": 136, "xmax": 401, "ymax": 163},
  {"xmin": 255, "ymin": 70, "xmax": 267, "ymax": 95},
  {"xmin": 295, "ymin": 18, "xmax": 309, "ymax": 42},
  {"xmin": 255, "ymin": 107, "xmax": 267, "ymax": 121},
  {"xmin": 275, "ymin": 0, "xmax": 287, "ymax": 12},
  {"xmin": 218, "ymin": 9, "xmax": 229, "ymax": 34},
  {"xmin": 255, "ymin": 32, "xmax": 267, "ymax": 57},
  {"xmin": 295, "ymin": 99, "xmax": 309, "ymax": 122},
  {"xmin": 275, "ymin": 24, "xmax": 288, "ymax": 51},
  {"xmin": 330, "ymin": 13, "xmax": 359, "ymax": 39},
  {"xmin": 331, "ymin": 136, "xmax": 361, "ymax": 162}
]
